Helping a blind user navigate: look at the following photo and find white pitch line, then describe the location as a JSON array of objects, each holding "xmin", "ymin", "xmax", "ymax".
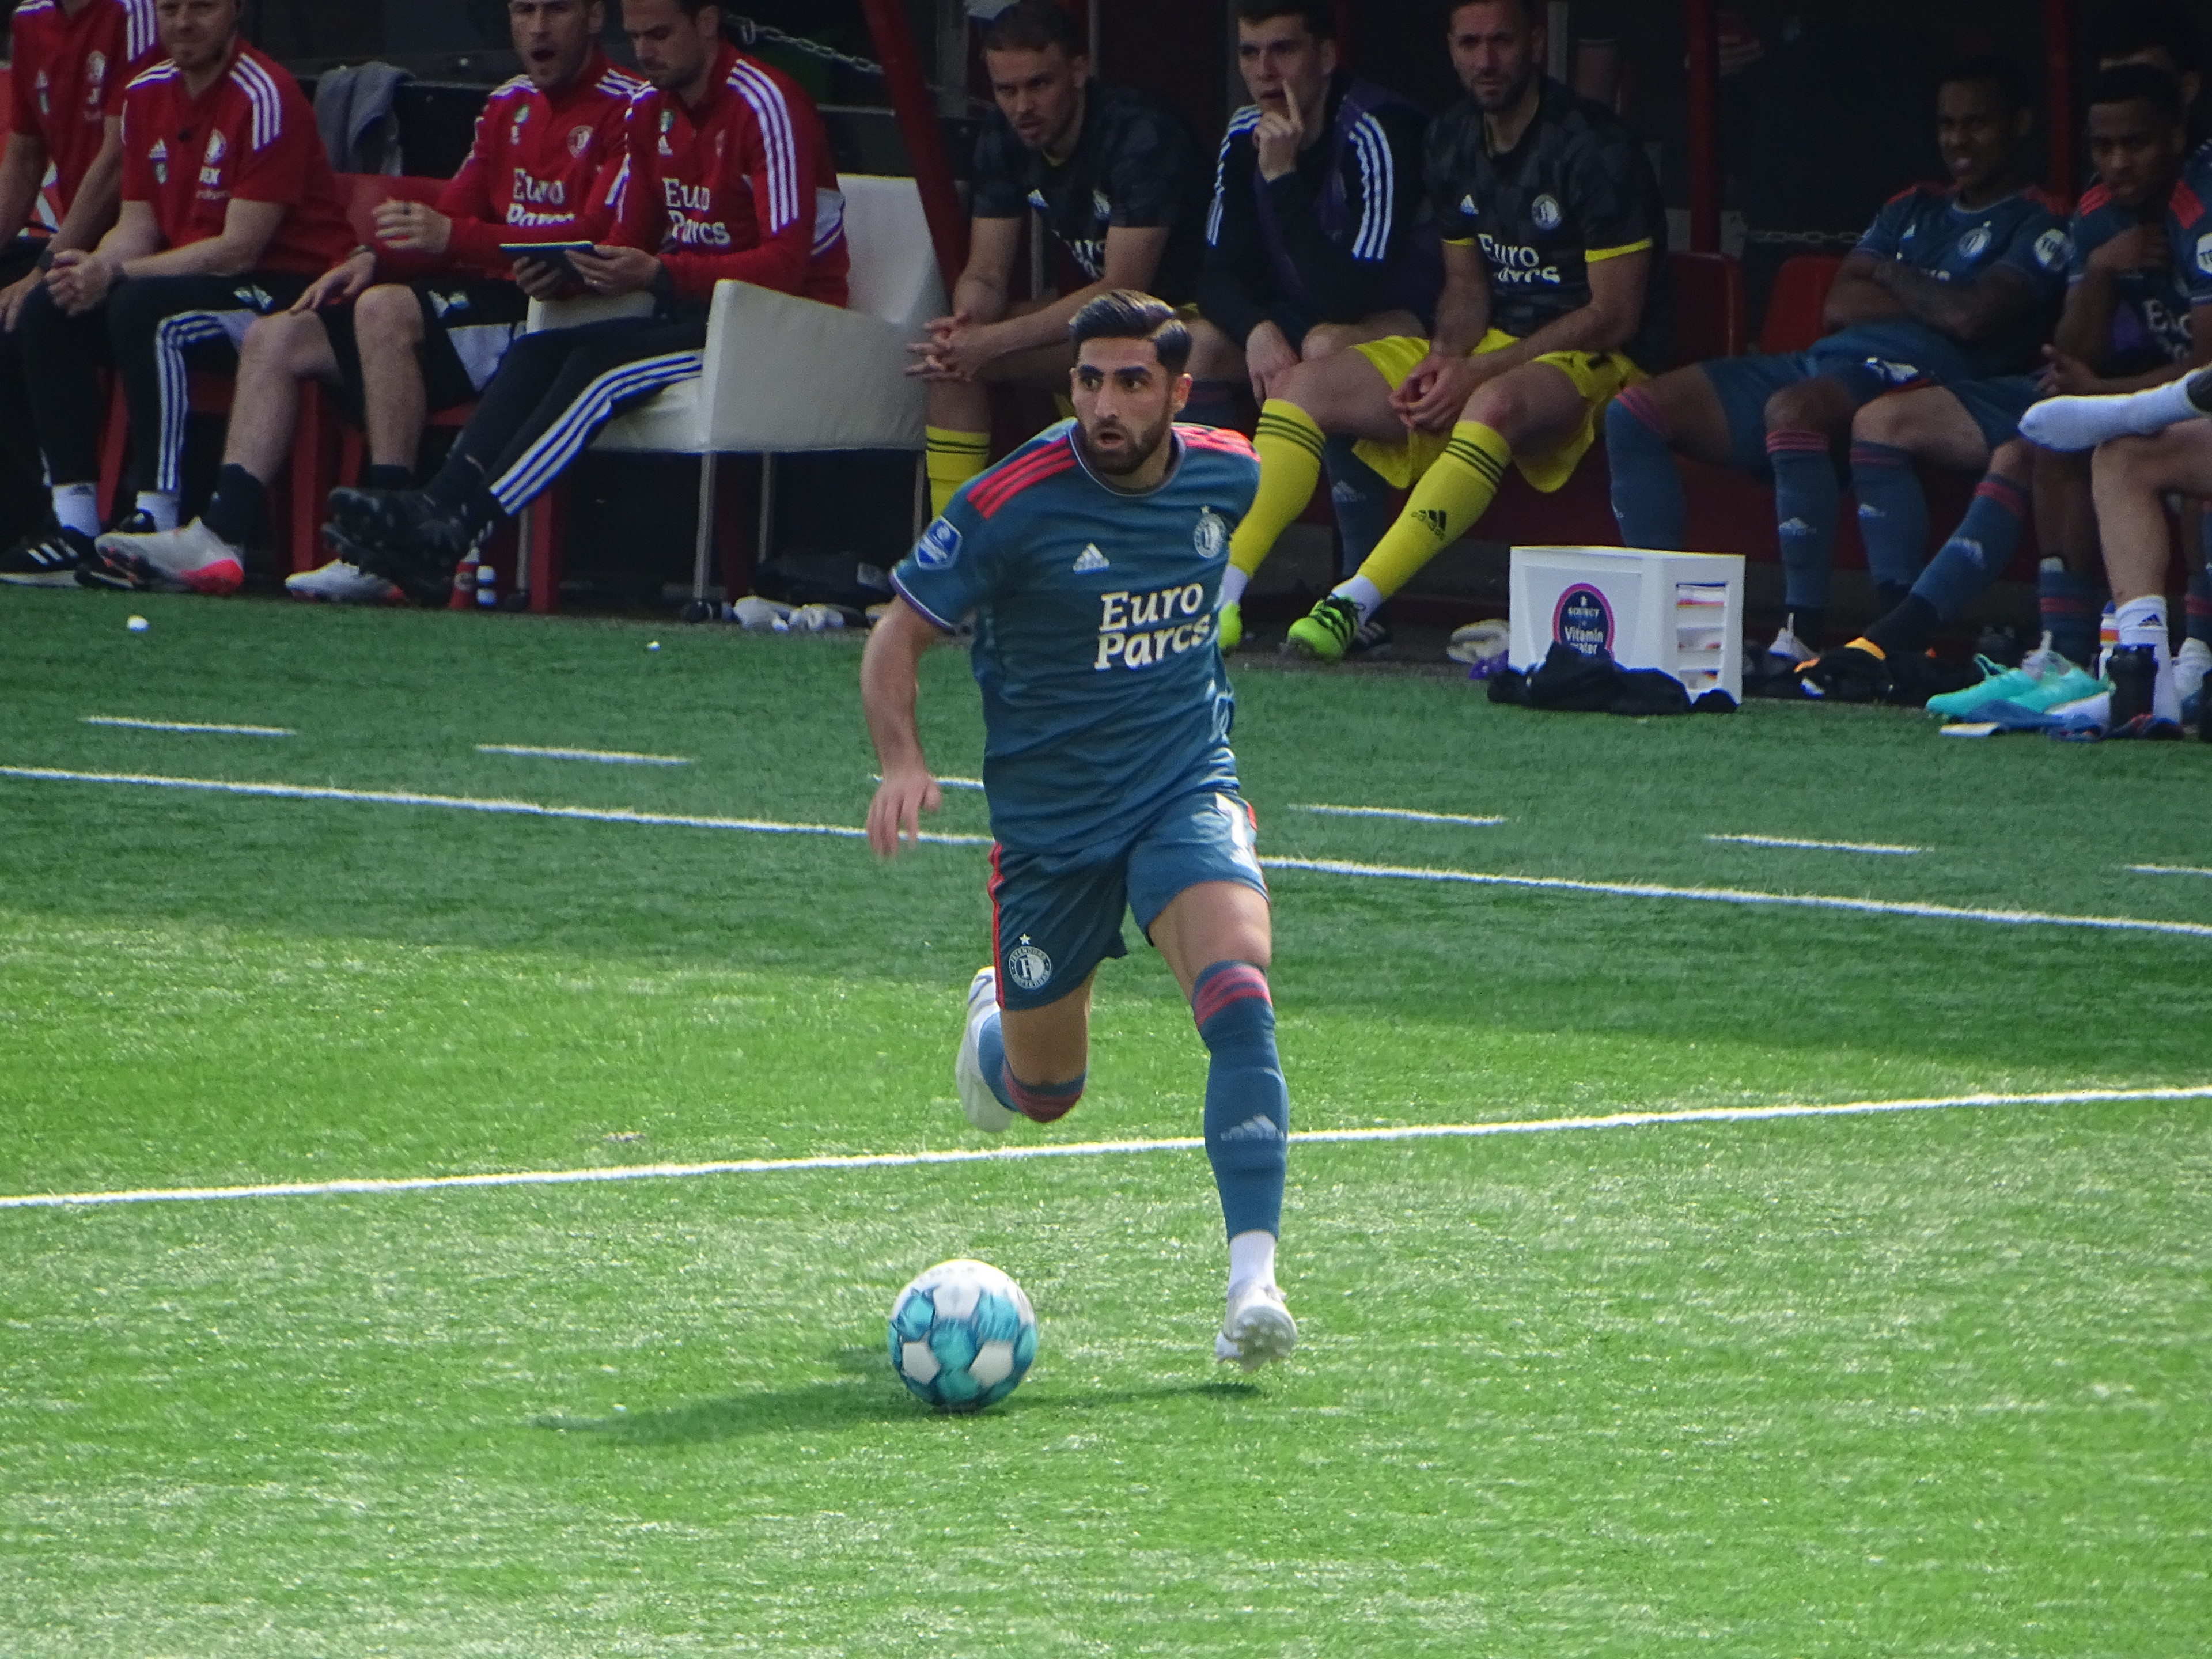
[
  {"xmin": 0, "ymin": 766, "xmax": 991, "ymax": 847},
  {"xmin": 84, "ymin": 716, "xmax": 294, "ymax": 737},
  {"xmin": 7, "ymin": 765, "xmax": 2212, "ymax": 940},
  {"xmin": 1262, "ymin": 854, "xmax": 2212, "ymax": 940},
  {"xmin": 1709, "ymin": 833, "xmax": 1923, "ymax": 855},
  {"xmin": 3, "ymin": 1086, "xmax": 2204, "ymax": 1212},
  {"xmin": 872, "ymin": 774, "xmax": 985, "ymax": 791},
  {"xmin": 1296, "ymin": 804, "xmax": 1507, "ymax": 827},
  {"xmin": 478, "ymin": 744, "xmax": 692, "ymax": 766},
  {"xmin": 2130, "ymin": 863, "xmax": 2212, "ymax": 879}
]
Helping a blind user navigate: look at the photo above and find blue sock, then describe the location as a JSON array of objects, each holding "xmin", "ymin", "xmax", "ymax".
[
  {"xmin": 976, "ymin": 1012, "xmax": 1085, "ymax": 1122},
  {"xmin": 1768, "ymin": 428, "xmax": 1838, "ymax": 615},
  {"xmin": 2038, "ymin": 559, "xmax": 2099, "ymax": 665},
  {"xmin": 1192, "ymin": 960, "xmax": 1287, "ymax": 1241},
  {"xmin": 1910, "ymin": 471, "xmax": 2028, "ymax": 620},
  {"xmin": 1849, "ymin": 441, "xmax": 1929, "ymax": 593},
  {"xmin": 1324, "ymin": 435, "xmax": 1395, "ymax": 581},
  {"xmin": 1605, "ymin": 385, "xmax": 1685, "ymax": 548}
]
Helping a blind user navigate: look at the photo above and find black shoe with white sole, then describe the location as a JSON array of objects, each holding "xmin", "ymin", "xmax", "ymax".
[{"xmin": 0, "ymin": 520, "xmax": 95, "ymax": 587}]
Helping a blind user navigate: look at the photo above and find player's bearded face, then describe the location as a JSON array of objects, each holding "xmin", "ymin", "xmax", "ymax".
[
  {"xmin": 986, "ymin": 46, "xmax": 1087, "ymax": 154},
  {"xmin": 1071, "ymin": 343, "xmax": 1187, "ymax": 478},
  {"xmin": 157, "ymin": 0, "xmax": 237, "ymax": 71},
  {"xmin": 511, "ymin": 0, "xmax": 600, "ymax": 92},
  {"xmin": 623, "ymin": 0, "xmax": 713, "ymax": 92},
  {"xmin": 1449, "ymin": 3, "xmax": 1539, "ymax": 112}
]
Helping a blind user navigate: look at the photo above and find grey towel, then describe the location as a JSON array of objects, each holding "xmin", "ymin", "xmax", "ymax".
[{"xmin": 313, "ymin": 62, "xmax": 412, "ymax": 175}]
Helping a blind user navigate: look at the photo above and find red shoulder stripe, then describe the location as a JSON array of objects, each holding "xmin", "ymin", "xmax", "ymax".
[
  {"xmin": 1180, "ymin": 426, "xmax": 1258, "ymax": 460},
  {"xmin": 969, "ymin": 438, "xmax": 1078, "ymax": 518},
  {"xmin": 2076, "ymin": 182, "xmax": 2111, "ymax": 216},
  {"xmin": 2172, "ymin": 179, "xmax": 2205, "ymax": 227}
]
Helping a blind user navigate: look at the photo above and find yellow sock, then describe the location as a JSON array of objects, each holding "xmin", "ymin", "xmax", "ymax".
[
  {"xmin": 1353, "ymin": 421, "xmax": 1512, "ymax": 601},
  {"xmin": 1229, "ymin": 400, "xmax": 1328, "ymax": 579},
  {"xmin": 926, "ymin": 426, "xmax": 991, "ymax": 518}
]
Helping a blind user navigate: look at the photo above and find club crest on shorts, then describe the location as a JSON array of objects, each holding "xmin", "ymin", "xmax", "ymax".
[
  {"xmin": 1192, "ymin": 507, "xmax": 1227, "ymax": 559},
  {"xmin": 1531, "ymin": 194, "xmax": 1562, "ymax": 232},
  {"xmin": 1005, "ymin": 936, "xmax": 1053, "ymax": 992},
  {"xmin": 916, "ymin": 517, "xmax": 962, "ymax": 569}
]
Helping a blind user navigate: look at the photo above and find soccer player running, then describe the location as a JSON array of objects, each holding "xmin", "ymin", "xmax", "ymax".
[
  {"xmin": 317, "ymin": 0, "xmax": 846, "ymax": 603},
  {"xmin": 0, "ymin": 0, "xmax": 159, "ymax": 566},
  {"xmin": 1800, "ymin": 64, "xmax": 2211, "ymax": 704},
  {"xmin": 1608, "ymin": 58, "xmax": 2067, "ymax": 680},
  {"xmin": 92, "ymin": 0, "xmax": 641, "ymax": 603},
  {"xmin": 2, "ymin": 0, "xmax": 351, "ymax": 592},
  {"xmin": 1196, "ymin": 0, "xmax": 1439, "ymax": 657},
  {"xmin": 1220, "ymin": 0, "xmax": 1666, "ymax": 664},
  {"xmin": 911, "ymin": 0, "xmax": 1233, "ymax": 518},
  {"xmin": 863, "ymin": 291, "xmax": 1296, "ymax": 1372}
]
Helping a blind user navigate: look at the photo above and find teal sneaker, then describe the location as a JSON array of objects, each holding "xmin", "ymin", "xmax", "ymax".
[
  {"xmin": 1925, "ymin": 652, "xmax": 2081, "ymax": 719},
  {"xmin": 2006, "ymin": 660, "xmax": 2106, "ymax": 714}
]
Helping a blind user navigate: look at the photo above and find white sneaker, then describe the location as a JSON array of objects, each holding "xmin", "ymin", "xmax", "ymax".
[
  {"xmin": 1215, "ymin": 1279, "xmax": 1297, "ymax": 1371},
  {"xmin": 285, "ymin": 557, "xmax": 403, "ymax": 605},
  {"xmin": 1764, "ymin": 615, "xmax": 1817, "ymax": 666},
  {"xmin": 952, "ymin": 967, "xmax": 1014, "ymax": 1133},
  {"xmin": 2175, "ymin": 636, "xmax": 2212, "ymax": 710},
  {"xmin": 90, "ymin": 518, "xmax": 243, "ymax": 596}
]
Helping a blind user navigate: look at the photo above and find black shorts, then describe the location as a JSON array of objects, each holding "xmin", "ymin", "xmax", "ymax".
[{"xmin": 321, "ymin": 278, "xmax": 529, "ymax": 421}]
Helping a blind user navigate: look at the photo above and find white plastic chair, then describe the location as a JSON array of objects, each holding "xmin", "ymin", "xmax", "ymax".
[{"xmin": 551, "ymin": 173, "xmax": 944, "ymax": 615}]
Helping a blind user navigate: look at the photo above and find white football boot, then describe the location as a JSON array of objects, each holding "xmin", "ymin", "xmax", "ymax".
[
  {"xmin": 1216, "ymin": 1279, "xmax": 1298, "ymax": 1371},
  {"xmin": 90, "ymin": 518, "xmax": 243, "ymax": 595},
  {"xmin": 952, "ymin": 966, "xmax": 1014, "ymax": 1132},
  {"xmin": 285, "ymin": 557, "xmax": 403, "ymax": 605}
]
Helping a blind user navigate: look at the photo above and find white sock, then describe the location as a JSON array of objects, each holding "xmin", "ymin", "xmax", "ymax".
[
  {"xmin": 1330, "ymin": 574, "xmax": 1385, "ymax": 626},
  {"xmin": 2019, "ymin": 376, "xmax": 2200, "ymax": 452},
  {"xmin": 1218, "ymin": 565, "xmax": 1250, "ymax": 607},
  {"xmin": 135, "ymin": 491, "xmax": 179, "ymax": 532},
  {"xmin": 2115, "ymin": 596, "xmax": 2181, "ymax": 722},
  {"xmin": 51, "ymin": 483, "xmax": 98, "ymax": 537},
  {"xmin": 1227, "ymin": 1229, "xmax": 1277, "ymax": 1291}
]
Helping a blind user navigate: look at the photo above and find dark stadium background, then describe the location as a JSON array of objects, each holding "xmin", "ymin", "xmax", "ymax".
[{"xmin": 5, "ymin": 0, "xmax": 2206, "ymax": 603}]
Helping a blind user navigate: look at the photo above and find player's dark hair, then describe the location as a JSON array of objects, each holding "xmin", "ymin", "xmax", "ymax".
[
  {"xmin": 1939, "ymin": 54, "xmax": 2031, "ymax": 116},
  {"xmin": 1445, "ymin": 0, "xmax": 1536, "ymax": 33},
  {"xmin": 2088, "ymin": 60, "xmax": 2187, "ymax": 127},
  {"xmin": 1234, "ymin": 0, "xmax": 1336, "ymax": 43},
  {"xmin": 2093, "ymin": 0, "xmax": 2203, "ymax": 77},
  {"xmin": 981, "ymin": 0, "xmax": 1082, "ymax": 56},
  {"xmin": 666, "ymin": 0, "xmax": 721, "ymax": 18},
  {"xmin": 1068, "ymin": 290, "xmax": 1192, "ymax": 374}
]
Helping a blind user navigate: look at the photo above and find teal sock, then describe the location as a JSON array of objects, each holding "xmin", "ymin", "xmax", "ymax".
[{"xmin": 1192, "ymin": 960, "xmax": 1287, "ymax": 1240}]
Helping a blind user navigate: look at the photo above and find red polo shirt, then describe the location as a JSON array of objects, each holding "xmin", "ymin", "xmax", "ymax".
[
  {"xmin": 117, "ymin": 39, "xmax": 353, "ymax": 274},
  {"xmin": 6, "ymin": 0, "xmax": 160, "ymax": 230},
  {"xmin": 609, "ymin": 43, "xmax": 848, "ymax": 305},
  {"xmin": 438, "ymin": 50, "xmax": 642, "ymax": 275}
]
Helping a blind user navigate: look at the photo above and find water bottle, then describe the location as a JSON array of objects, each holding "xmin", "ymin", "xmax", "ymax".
[
  {"xmin": 448, "ymin": 550, "xmax": 476, "ymax": 611},
  {"xmin": 476, "ymin": 555, "xmax": 497, "ymax": 609}
]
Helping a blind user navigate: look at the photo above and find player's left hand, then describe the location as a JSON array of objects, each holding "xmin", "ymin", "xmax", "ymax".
[
  {"xmin": 46, "ymin": 249, "xmax": 114, "ymax": 316},
  {"xmin": 913, "ymin": 319, "xmax": 999, "ymax": 382},
  {"xmin": 569, "ymin": 244, "xmax": 661, "ymax": 296},
  {"xmin": 373, "ymin": 197, "xmax": 452, "ymax": 255},
  {"xmin": 866, "ymin": 765, "xmax": 943, "ymax": 859},
  {"xmin": 2036, "ymin": 344, "xmax": 2102, "ymax": 396},
  {"xmin": 293, "ymin": 250, "xmax": 376, "ymax": 312},
  {"xmin": 1396, "ymin": 353, "xmax": 1481, "ymax": 433}
]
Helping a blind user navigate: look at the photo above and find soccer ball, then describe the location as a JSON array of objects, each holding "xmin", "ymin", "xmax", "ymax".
[{"xmin": 887, "ymin": 1258, "xmax": 1037, "ymax": 1412}]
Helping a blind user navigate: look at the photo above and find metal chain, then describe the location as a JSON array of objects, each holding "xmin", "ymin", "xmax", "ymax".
[{"xmin": 728, "ymin": 14, "xmax": 890, "ymax": 80}]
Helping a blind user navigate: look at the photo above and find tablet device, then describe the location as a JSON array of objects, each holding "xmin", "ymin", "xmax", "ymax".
[{"xmin": 499, "ymin": 241, "xmax": 597, "ymax": 281}]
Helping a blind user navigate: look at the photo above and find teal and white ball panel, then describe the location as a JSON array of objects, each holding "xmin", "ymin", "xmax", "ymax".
[{"xmin": 887, "ymin": 1258, "xmax": 1039, "ymax": 1412}]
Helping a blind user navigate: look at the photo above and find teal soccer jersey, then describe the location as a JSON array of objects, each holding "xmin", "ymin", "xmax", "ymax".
[{"xmin": 892, "ymin": 421, "xmax": 1262, "ymax": 855}]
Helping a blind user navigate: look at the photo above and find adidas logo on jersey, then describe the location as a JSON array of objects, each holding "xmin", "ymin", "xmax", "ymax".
[
  {"xmin": 1412, "ymin": 507, "xmax": 1449, "ymax": 540},
  {"xmin": 1459, "ymin": 194, "xmax": 1478, "ymax": 218},
  {"xmin": 1073, "ymin": 544, "xmax": 1109, "ymax": 573}
]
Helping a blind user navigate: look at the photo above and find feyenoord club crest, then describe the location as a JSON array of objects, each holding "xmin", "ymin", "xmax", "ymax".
[
  {"xmin": 1192, "ymin": 507, "xmax": 1226, "ymax": 559},
  {"xmin": 1005, "ymin": 937, "xmax": 1052, "ymax": 993},
  {"xmin": 150, "ymin": 137, "xmax": 168, "ymax": 187},
  {"xmin": 568, "ymin": 124, "xmax": 593, "ymax": 157}
]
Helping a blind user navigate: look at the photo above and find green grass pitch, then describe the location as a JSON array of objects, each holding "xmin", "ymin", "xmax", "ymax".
[{"xmin": 2, "ymin": 588, "xmax": 2208, "ymax": 1655}]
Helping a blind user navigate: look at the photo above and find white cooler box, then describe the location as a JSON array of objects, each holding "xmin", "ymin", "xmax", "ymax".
[{"xmin": 1509, "ymin": 546, "xmax": 1746, "ymax": 702}]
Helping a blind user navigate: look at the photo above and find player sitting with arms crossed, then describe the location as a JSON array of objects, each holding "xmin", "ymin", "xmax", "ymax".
[
  {"xmin": 93, "ymin": 0, "xmax": 641, "ymax": 603},
  {"xmin": 312, "ymin": 0, "xmax": 846, "ymax": 603},
  {"xmin": 0, "ymin": 0, "xmax": 159, "ymax": 570},
  {"xmin": 912, "ymin": 0, "xmax": 1230, "ymax": 518},
  {"xmin": 1800, "ymin": 64, "xmax": 2211, "ymax": 706},
  {"xmin": 1218, "ymin": 0, "xmax": 1666, "ymax": 663},
  {"xmin": 1196, "ymin": 0, "xmax": 1439, "ymax": 656},
  {"xmin": 6, "ymin": 0, "xmax": 351, "ymax": 594},
  {"xmin": 1608, "ymin": 57, "xmax": 2067, "ymax": 680},
  {"xmin": 863, "ymin": 290, "xmax": 1296, "ymax": 1372}
]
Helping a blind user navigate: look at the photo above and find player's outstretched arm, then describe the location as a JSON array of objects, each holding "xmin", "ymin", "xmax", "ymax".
[{"xmin": 861, "ymin": 599, "xmax": 948, "ymax": 859}]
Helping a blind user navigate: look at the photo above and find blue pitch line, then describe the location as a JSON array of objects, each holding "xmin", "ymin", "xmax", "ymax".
[
  {"xmin": 3, "ymin": 1086, "xmax": 2206, "ymax": 1211},
  {"xmin": 6, "ymin": 764, "xmax": 2212, "ymax": 938}
]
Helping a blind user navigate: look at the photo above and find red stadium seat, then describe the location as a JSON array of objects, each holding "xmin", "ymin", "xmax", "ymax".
[{"xmin": 1758, "ymin": 254, "xmax": 1845, "ymax": 354}]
